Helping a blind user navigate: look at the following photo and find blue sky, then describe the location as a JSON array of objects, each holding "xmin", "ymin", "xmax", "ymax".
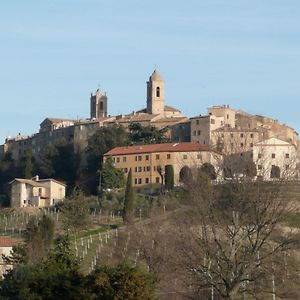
[{"xmin": 1, "ymin": 0, "xmax": 300, "ymax": 142}]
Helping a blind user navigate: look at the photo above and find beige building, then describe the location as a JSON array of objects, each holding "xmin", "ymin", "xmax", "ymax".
[
  {"xmin": 90, "ymin": 88, "xmax": 108, "ymax": 119},
  {"xmin": 104, "ymin": 143, "xmax": 222, "ymax": 191},
  {"xmin": 191, "ymin": 105, "xmax": 298, "ymax": 155},
  {"xmin": 10, "ymin": 176, "xmax": 66, "ymax": 208},
  {"xmin": 253, "ymin": 137, "xmax": 297, "ymax": 180}
]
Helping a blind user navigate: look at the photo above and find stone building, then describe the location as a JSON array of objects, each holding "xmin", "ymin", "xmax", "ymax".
[
  {"xmin": 90, "ymin": 89, "xmax": 108, "ymax": 118},
  {"xmin": 10, "ymin": 176, "xmax": 66, "ymax": 208},
  {"xmin": 253, "ymin": 137, "xmax": 297, "ymax": 180},
  {"xmin": 104, "ymin": 142, "xmax": 222, "ymax": 192},
  {"xmin": 1, "ymin": 70, "xmax": 187, "ymax": 162}
]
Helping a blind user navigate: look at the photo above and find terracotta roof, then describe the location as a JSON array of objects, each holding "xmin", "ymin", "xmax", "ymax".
[
  {"xmin": 0, "ymin": 237, "xmax": 17, "ymax": 247},
  {"xmin": 43, "ymin": 117, "xmax": 76, "ymax": 123},
  {"xmin": 104, "ymin": 142, "xmax": 213, "ymax": 156}
]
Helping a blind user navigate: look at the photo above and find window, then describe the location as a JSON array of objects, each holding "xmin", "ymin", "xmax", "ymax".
[
  {"xmin": 286, "ymin": 153, "xmax": 290, "ymax": 158},
  {"xmin": 135, "ymin": 155, "xmax": 142, "ymax": 161},
  {"xmin": 167, "ymin": 154, "xmax": 171, "ymax": 159},
  {"xmin": 197, "ymin": 130, "xmax": 201, "ymax": 136},
  {"xmin": 156, "ymin": 177, "xmax": 160, "ymax": 183},
  {"xmin": 156, "ymin": 87, "xmax": 160, "ymax": 97},
  {"xmin": 272, "ymin": 153, "xmax": 276, "ymax": 158},
  {"xmin": 100, "ymin": 101, "xmax": 104, "ymax": 110},
  {"xmin": 240, "ymin": 143, "xmax": 244, "ymax": 147},
  {"xmin": 197, "ymin": 154, "xmax": 202, "ymax": 160},
  {"xmin": 183, "ymin": 154, "xmax": 188, "ymax": 159},
  {"xmin": 116, "ymin": 157, "xmax": 120, "ymax": 163},
  {"xmin": 240, "ymin": 133, "xmax": 244, "ymax": 138},
  {"xmin": 226, "ymin": 114, "xmax": 229, "ymax": 119},
  {"xmin": 138, "ymin": 178, "xmax": 142, "ymax": 184},
  {"xmin": 38, "ymin": 188, "xmax": 42, "ymax": 196},
  {"xmin": 135, "ymin": 167, "xmax": 138, "ymax": 172},
  {"xmin": 156, "ymin": 154, "xmax": 160, "ymax": 160},
  {"xmin": 123, "ymin": 157, "xmax": 127, "ymax": 162},
  {"xmin": 258, "ymin": 165, "xmax": 262, "ymax": 170},
  {"xmin": 146, "ymin": 166, "xmax": 151, "ymax": 171},
  {"xmin": 124, "ymin": 168, "xmax": 128, "ymax": 173},
  {"xmin": 145, "ymin": 155, "xmax": 149, "ymax": 160},
  {"xmin": 258, "ymin": 154, "xmax": 262, "ymax": 159},
  {"xmin": 250, "ymin": 133, "xmax": 254, "ymax": 138},
  {"xmin": 135, "ymin": 178, "xmax": 138, "ymax": 184},
  {"xmin": 210, "ymin": 118, "xmax": 215, "ymax": 124},
  {"xmin": 138, "ymin": 166, "xmax": 142, "ymax": 172},
  {"xmin": 193, "ymin": 130, "xmax": 196, "ymax": 136},
  {"xmin": 250, "ymin": 143, "xmax": 253, "ymax": 147},
  {"xmin": 145, "ymin": 178, "xmax": 149, "ymax": 184},
  {"xmin": 196, "ymin": 120, "xmax": 199, "ymax": 125},
  {"xmin": 230, "ymin": 133, "xmax": 234, "ymax": 138}
]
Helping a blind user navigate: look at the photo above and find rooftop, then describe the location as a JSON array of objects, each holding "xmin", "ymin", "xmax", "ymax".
[{"xmin": 104, "ymin": 142, "xmax": 213, "ymax": 156}]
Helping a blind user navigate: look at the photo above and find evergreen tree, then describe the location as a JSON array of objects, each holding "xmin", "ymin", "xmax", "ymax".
[
  {"xmin": 24, "ymin": 149, "xmax": 33, "ymax": 179},
  {"xmin": 165, "ymin": 165, "xmax": 174, "ymax": 190},
  {"xmin": 123, "ymin": 169, "xmax": 135, "ymax": 223},
  {"xmin": 102, "ymin": 158, "xmax": 126, "ymax": 190}
]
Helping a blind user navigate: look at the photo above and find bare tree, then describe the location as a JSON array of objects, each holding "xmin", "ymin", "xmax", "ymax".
[{"xmin": 174, "ymin": 174, "xmax": 300, "ymax": 299}]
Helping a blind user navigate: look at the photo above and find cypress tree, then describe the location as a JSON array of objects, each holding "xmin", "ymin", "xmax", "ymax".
[
  {"xmin": 123, "ymin": 169, "xmax": 135, "ymax": 223},
  {"xmin": 24, "ymin": 149, "xmax": 33, "ymax": 179},
  {"xmin": 165, "ymin": 165, "xmax": 174, "ymax": 190}
]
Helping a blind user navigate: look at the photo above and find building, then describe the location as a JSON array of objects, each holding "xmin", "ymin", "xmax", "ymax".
[
  {"xmin": 0, "ymin": 237, "xmax": 17, "ymax": 277},
  {"xmin": 104, "ymin": 142, "xmax": 222, "ymax": 191},
  {"xmin": 253, "ymin": 137, "xmax": 297, "ymax": 180},
  {"xmin": 1, "ymin": 70, "xmax": 187, "ymax": 163},
  {"xmin": 90, "ymin": 89, "xmax": 108, "ymax": 118},
  {"xmin": 10, "ymin": 176, "xmax": 66, "ymax": 208},
  {"xmin": 191, "ymin": 105, "xmax": 298, "ymax": 154}
]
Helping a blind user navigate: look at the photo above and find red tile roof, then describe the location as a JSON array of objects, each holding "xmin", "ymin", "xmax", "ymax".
[
  {"xmin": 104, "ymin": 142, "xmax": 213, "ymax": 156},
  {"xmin": 0, "ymin": 237, "xmax": 17, "ymax": 247}
]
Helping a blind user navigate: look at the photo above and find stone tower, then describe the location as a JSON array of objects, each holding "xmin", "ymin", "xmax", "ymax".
[
  {"xmin": 90, "ymin": 89, "xmax": 108, "ymax": 119},
  {"xmin": 146, "ymin": 70, "xmax": 165, "ymax": 115}
]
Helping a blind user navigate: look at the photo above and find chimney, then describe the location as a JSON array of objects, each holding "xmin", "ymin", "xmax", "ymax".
[{"xmin": 34, "ymin": 175, "xmax": 39, "ymax": 182}]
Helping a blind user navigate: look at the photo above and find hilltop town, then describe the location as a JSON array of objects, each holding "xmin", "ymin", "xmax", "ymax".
[
  {"xmin": 1, "ymin": 70, "xmax": 299, "ymax": 193},
  {"xmin": 1, "ymin": 71, "xmax": 300, "ymax": 299}
]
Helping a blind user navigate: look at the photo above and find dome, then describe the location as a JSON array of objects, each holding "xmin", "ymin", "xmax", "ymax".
[{"xmin": 150, "ymin": 69, "xmax": 163, "ymax": 81}]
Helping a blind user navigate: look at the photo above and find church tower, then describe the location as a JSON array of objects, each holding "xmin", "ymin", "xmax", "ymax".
[
  {"xmin": 146, "ymin": 70, "xmax": 165, "ymax": 115},
  {"xmin": 90, "ymin": 89, "xmax": 108, "ymax": 119}
]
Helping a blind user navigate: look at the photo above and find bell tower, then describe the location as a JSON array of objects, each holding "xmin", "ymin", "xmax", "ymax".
[
  {"xmin": 90, "ymin": 88, "xmax": 108, "ymax": 119},
  {"xmin": 146, "ymin": 70, "xmax": 165, "ymax": 115}
]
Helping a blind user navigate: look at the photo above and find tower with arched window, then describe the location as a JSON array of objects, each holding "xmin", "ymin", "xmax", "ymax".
[
  {"xmin": 90, "ymin": 88, "xmax": 108, "ymax": 119},
  {"xmin": 146, "ymin": 69, "xmax": 165, "ymax": 115}
]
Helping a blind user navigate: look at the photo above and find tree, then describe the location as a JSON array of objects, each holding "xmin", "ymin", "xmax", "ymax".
[
  {"xmin": 23, "ymin": 149, "xmax": 33, "ymax": 179},
  {"xmin": 24, "ymin": 214, "xmax": 55, "ymax": 264},
  {"xmin": 102, "ymin": 158, "xmax": 126, "ymax": 190},
  {"xmin": 175, "ymin": 177, "xmax": 299, "ymax": 299},
  {"xmin": 164, "ymin": 165, "xmax": 174, "ymax": 190},
  {"xmin": 60, "ymin": 190, "xmax": 91, "ymax": 233},
  {"xmin": 0, "ymin": 236, "xmax": 87, "ymax": 300},
  {"xmin": 271, "ymin": 165, "xmax": 281, "ymax": 179},
  {"xmin": 87, "ymin": 125, "xmax": 129, "ymax": 174},
  {"xmin": 199, "ymin": 162, "xmax": 217, "ymax": 180},
  {"xmin": 123, "ymin": 169, "xmax": 135, "ymax": 223},
  {"xmin": 86, "ymin": 261, "xmax": 156, "ymax": 300},
  {"xmin": 128, "ymin": 123, "xmax": 170, "ymax": 145}
]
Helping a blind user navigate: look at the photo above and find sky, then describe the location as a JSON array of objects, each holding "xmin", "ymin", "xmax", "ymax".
[{"xmin": 1, "ymin": 0, "xmax": 300, "ymax": 143}]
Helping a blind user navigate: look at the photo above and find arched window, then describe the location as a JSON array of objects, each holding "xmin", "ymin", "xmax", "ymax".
[
  {"xmin": 156, "ymin": 86, "xmax": 160, "ymax": 97},
  {"xmin": 100, "ymin": 101, "xmax": 104, "ymax": 110}
]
